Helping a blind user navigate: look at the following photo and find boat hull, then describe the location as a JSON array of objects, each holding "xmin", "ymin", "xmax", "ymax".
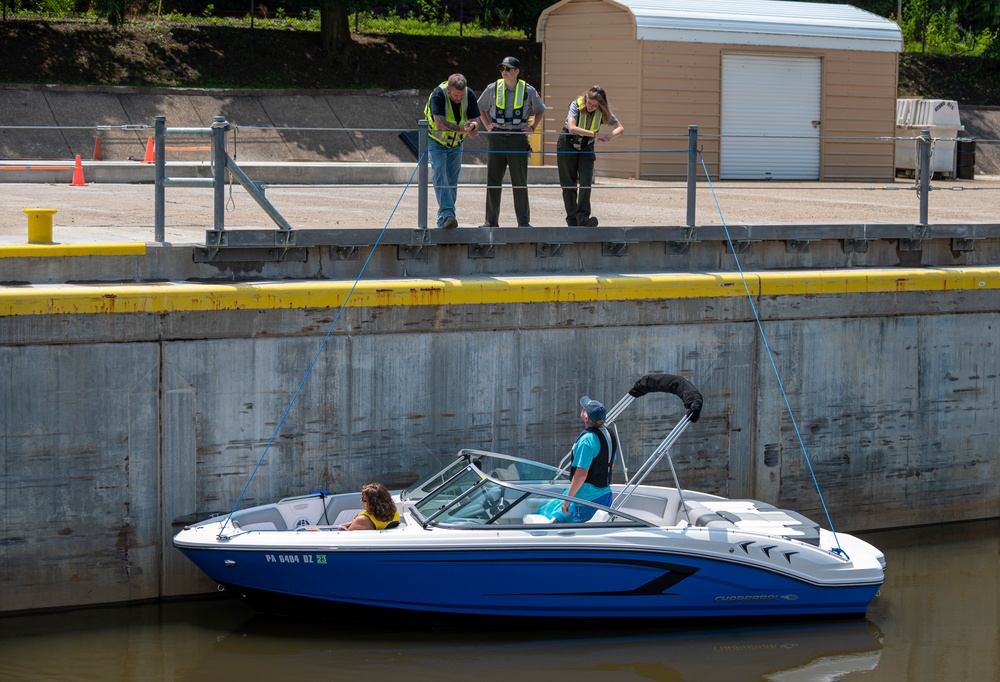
[{"xmin": 177, "ymin": 543, "xmax": 881, "ymax": 621}]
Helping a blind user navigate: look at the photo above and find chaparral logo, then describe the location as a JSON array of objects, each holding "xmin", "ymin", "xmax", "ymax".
[{"xmin": 714, "ymin": 594, "xmax": 799, "ymax": 603}]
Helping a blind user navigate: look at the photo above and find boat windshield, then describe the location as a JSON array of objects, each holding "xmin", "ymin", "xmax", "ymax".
[
  {"xmin": 400, "ymin": 449, "xmax": 566, "ymax": 502},
  {"xmin": 410, "ymin": 453, "xmax": 642, "ymax": 528}
]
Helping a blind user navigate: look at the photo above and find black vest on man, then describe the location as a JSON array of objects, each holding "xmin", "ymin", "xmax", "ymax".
[{"xmin": 570, "ymin": 426, "xmax": 618, "ymax": 488}]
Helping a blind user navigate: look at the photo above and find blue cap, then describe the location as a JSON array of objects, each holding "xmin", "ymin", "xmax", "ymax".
[{"xmin": 580, "ymin": 396, "xmax": 607, "ymax": 423}]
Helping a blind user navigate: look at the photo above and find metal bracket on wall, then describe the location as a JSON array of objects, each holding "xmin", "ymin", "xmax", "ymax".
[
  {"xmin": 730, "ymin": 240, "xmax": 753, "ymax": 254},
  {"xmin": 898, "ymin": 238, "xmax": 923, "ymax": 252},
  {"xmin": 537, "ymin": 243, "xmax": 567, "ymax": 258},
  {"xmin": 335, "ymin": 246, "xmax": 361, "ymax": 261},
  {"xmin": 603, "ymin": 242, "xmax": 630, "ymax": 257},
  {"xmin": 194, "ymin": 229, "xmax": 307, "ymax": 262},
  {"xmin": 842, "ymin": 239, "xmax": 869, "ymax": 253},
  {"xmin": 950, "ymin": 238, "xmax": 976, "ymax": 253},
  {"xmin": 469, "ymin": 243, "xmax": 496, "ymax": 259},
  {"xmin": 398, "ymin": 244, "xmax": 428, "ymax": 260},
  {"xmin": 785, "ymin": 239, "xmax": 813, "ymax": 253},
  {"xmin": 668, "ymin": 241, "xmax": 691, "ymax": 255},
  {"xmin": 205, "ymin": 230, "xmax": 228, "ymax": 247}
]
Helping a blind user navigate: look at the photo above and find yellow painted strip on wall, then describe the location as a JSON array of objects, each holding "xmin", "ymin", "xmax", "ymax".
[
  {"xmin": 0, "ymin": 243, "xmax": 147, "ymax": 259},
  {"xmin": 0, "ymin": 268, "xmax": 997, "ymax": 317},
  {"xmin": 758, "ymin": 267, "xmax": 1000, "ymax": 295}
]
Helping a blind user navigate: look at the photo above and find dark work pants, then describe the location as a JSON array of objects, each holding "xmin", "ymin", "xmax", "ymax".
[
  {"xmin": 485, "ymin": 132, "xmax": 531, "ymax": 226},
  {"xmin": 557, "ymin": 133, "xmax": 596, "ymax": 225}
]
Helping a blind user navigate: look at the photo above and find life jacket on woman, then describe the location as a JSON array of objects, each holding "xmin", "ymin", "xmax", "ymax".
[
  {"xmin": 356, "ymin": 509, "xmax": 401, "ymax": 530},
  {"xmin": 575, "ymin": 96, "xmax": 603, "ymax": 134},
  {"xmin": 424, "ymin": 82, "xmax": 469, "ymax": 148}
]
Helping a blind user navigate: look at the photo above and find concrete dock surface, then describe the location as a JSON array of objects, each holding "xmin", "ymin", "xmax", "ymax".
[{"xmin": 2, "ymin": 173, "xmax": 1000, "ymax": 246}]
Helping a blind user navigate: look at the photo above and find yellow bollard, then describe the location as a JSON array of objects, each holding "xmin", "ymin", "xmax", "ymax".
[
  {"xmin": 529, "ymin": 123, "xmax": 543, "ymax": 166},
  {"xmin": 24, "ymin": 208, "xmax": 57, "ymax": 244}
]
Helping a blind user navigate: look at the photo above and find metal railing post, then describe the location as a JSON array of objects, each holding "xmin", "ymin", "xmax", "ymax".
[
  {"xmin": 212, "ymin": 117, "xmax": 228, "ymax": 232},
  {"xmin": 686, "ymin": 125, "xmax": 698, "ymax": 227},
  {"xmin": 154, "ymin": 116, "xmax": 165, "ymax": 242},
  {"xmin": 418, "ymin": 119, "xmax": 429, "ymax": 229},
  {"xmin": 919, "ymin": 129, "xmax": 931, "ymax": 225}
]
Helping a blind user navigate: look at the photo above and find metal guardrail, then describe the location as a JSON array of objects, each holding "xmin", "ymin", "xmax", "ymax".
[
  {"xmin": 153, "ymin": 115, "xmax": 292, "ymax": 242},
  {"xmin": 150, "ymin": 116, "xmax": 942, "ymax": 246}
]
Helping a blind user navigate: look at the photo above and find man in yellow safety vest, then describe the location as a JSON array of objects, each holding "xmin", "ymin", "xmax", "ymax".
[{"xmin": 424, "ymin": 74, "xmax": 481, "ymax": 229}]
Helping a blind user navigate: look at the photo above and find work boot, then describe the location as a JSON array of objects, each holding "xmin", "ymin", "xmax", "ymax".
[
  {"xmin": 442, "ymin": 216, "xmax": 458, "ymax": 229},
  {"xmin": 566, "ymin": 217, "xmax": 578, "ymax": 226},
  {"xmin": 518, "ymin": 223, "xmax": 533, "ymax": 228},
  {"xmin": 583, "ymin": 216, "xmax": 599, "ymax": 227},
  {"xmin": 479, "ymin": 221, "xmax": 498, "ymax": 228}
]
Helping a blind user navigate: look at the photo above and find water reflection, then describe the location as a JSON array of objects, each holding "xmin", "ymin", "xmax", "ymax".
[{"xmin": 0, "ymin": 519, "xmax": 995, "ymax": 681}]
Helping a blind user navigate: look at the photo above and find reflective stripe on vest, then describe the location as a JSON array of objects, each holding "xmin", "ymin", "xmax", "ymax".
[
  {"xmin": 425, "ymin": 82, "xmax": 469, "ymax": 148},
  {"xmin": 495, "ymin": 79, "xmax": 527, "ymax": 126},
  {"xmin": 576, "ymin": 96, "xmax": 603, "ymax": 133}
]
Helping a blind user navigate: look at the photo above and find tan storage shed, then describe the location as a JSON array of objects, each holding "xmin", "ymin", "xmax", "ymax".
[{"xmin": 536, "ymin": 0, "xmax": 903, "ymax": 180}]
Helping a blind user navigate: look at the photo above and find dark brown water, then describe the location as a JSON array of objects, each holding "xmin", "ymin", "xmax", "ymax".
[{"xmin": 0, "ymin": 519, "xmax": 996, "ymax": 681}]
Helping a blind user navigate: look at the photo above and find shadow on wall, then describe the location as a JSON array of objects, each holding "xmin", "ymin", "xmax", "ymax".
[{"xmin": 959, "ymin": 107, "xmax": 1000, "ymax": 175}]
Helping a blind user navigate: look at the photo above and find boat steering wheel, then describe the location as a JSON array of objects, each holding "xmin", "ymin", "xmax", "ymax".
[{"xmin": 480, "ymin": 488, "xmax": 506, "ymax": 518}]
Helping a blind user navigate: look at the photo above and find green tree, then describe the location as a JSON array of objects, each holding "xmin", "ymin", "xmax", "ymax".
[
  {"xmin": 319, "ymin": 0, "xmax": 351, "ymax": 54},
  {"xmin": 903, "ymin": 0, "xmax": 996, "ymax": 54}
]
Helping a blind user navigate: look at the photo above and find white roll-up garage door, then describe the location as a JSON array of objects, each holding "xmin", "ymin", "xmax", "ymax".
[{"xmin": 721, "ymin": 54, "xmax": 821, "ymax": 180}]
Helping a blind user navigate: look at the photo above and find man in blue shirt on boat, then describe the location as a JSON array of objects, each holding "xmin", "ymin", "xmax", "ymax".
[{"xmin": 545, "ymin": 396, "xmax": 619, "ymax": 522}]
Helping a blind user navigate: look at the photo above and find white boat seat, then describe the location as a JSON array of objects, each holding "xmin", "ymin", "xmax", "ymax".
[
  {"xmin": 239, "ymin": 521, "xmax": 278, "ymax": 531},
  {"xmin": 333, "ymin": 509, "xmax": 363, "ymax": 526},
  {"xmin": 616, "ymin": 508, "xmax": 662, "ymax": 524},
  {"xmin": 233, "ymin": 507, "xmax": 287, "ymax": 530},
  {"xmin": 490, "ymin": 463, "xmax": 520, "ymax": 481},
  {"xmin": 685, "ymin": 501, "xmax": 736, "ymax": 528},
  {"xmin": 522, "ymin": 513, "xmax": 555, "ymax": 524}
]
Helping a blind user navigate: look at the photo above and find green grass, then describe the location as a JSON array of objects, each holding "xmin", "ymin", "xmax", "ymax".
[
  {"xmin": 349, "ymin": 11, "xmax": 524, "ymax": 38},
  {"xmin": 4, "ymin": 8, "xmax": 526, "ymax": 39}
]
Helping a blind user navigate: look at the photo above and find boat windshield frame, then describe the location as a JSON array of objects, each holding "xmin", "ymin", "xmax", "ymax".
[
  {"xmin": 408, "ymin": 451, "xmax": 652, "ymax": 529},
  {"xmin": 400, "ymin": 449, "xmax": 567, "ymax": 502}
]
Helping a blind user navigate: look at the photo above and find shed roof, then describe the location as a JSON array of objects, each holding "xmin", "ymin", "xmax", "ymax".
[{"xmin": 537, "ymin": 0, "xmax": 903, "ymax": 53}]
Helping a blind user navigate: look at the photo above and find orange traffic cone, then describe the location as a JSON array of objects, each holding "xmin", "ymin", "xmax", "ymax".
[
  {"xmin": 142, "ymin": 136, "xmax": 155, "ymax": 164},
  {"xmin": 69, "ymin": 154, "xmax": 88, "ymax": 186},
  {"xmin": 92, "ymin": 136, "xmax": 103, "ymax": 161}
]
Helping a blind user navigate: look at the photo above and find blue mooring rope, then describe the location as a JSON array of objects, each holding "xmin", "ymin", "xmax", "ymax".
[
  {"xmin": 698, "ymin": 151, "xmax": 849, "ymax": 560},
  {"xmin": 218, "ymin": 152, "xmax": 427, "ymax": 538}
]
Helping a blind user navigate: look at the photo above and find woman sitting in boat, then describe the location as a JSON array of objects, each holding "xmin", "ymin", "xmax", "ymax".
[{"xmin": 339, "ymin": 483, "xmax": 400, "ymax": 531}]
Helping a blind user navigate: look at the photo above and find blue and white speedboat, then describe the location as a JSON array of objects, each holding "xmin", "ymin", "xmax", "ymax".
[{"xmin": 173, "ymin": 373, "xmax": 885, "ymax": 623}]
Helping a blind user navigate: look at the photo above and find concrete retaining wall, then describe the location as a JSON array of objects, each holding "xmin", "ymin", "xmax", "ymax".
[
  {"xmin": 3, "ymin": 86, "xmax": 998, "ymax": 179},
  {"xmin": 2, "ymin": 260, "xmax": 999, "ymax": 612}
]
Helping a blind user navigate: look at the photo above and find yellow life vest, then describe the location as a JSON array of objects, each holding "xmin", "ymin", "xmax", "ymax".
[
  {"xmin": 357, "ymin": 509, "xmax": 400, "ymax": 530},
  {"xmin": 424, "ymin": 82, "xmax": 469, "ymax": 148},
  {"xmin": 495, "ymin": 79, "xmax": 527, "ymax": 126}
]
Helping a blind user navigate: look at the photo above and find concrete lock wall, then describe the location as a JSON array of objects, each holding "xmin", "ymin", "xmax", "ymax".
[{"xmin": 2, "ymin": 260, "xmax": 999, "ymax": 613}]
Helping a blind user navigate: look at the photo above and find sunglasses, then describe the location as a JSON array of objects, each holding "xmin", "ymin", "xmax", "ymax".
[
  {"xmin": 500, "ymin": 66, "xmax": 516, "ymax": 72},
  {"xmin": 588, "ymin": 86, "xmax": 606, "ymax": 98}
]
